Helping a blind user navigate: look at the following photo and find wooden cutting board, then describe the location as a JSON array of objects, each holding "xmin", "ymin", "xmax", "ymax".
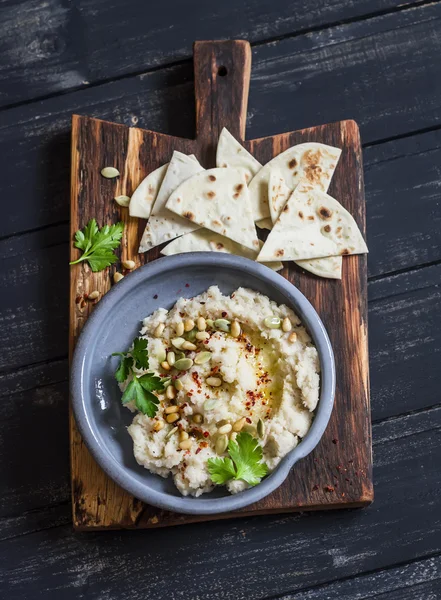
[{"xmin": 70, "ymin": 40, "xmax": 372, "ymax": 530}]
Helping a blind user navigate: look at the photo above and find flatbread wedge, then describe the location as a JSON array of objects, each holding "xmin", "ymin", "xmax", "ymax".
[
  {"xmin": 216, "ymin": 128, "xmax": 262, "ymax": 183},
  {"xmin": 166, "ymin": 168, "xmax": 260, "ymax": 251},
  {"xmin": 161, "ymin": 229, "xmax": 283, "ymax": 271},
  {"xmin": 248, "ymin": 142, "xmax": 342, "ymax": 221},
  {"xmin": 129, "ymin": 163, "xmax": 168, "ymax": 219},
  {"xmin": 138, "ymin": 152, "xmax": 202, "ymax": 253},
  {"xmin": 269, "ymin": 173, "xmax": 342, "ymax": 278},
  {"xmin": 257, "ymin": 181, "xmax": 368, "ymax": 262}
]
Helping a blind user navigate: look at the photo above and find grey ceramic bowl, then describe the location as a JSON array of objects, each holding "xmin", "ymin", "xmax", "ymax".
[{"xmin": 71, "ymin": 253, "xmax": 335, "ymax": 515}]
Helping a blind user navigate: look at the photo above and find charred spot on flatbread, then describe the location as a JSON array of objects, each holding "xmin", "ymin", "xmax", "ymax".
[
  {"xmin": 276, "ymin": 249, "xmax": 284, "ymax": 257},
  {"xmin": 208, "ymin": 175, "xmax": 216, "ymax": 182},
  {"xmin": 283, "ymin": 204, "xmax": 289, "ymax": 212},
  {"xmin": 307, "ymin": 215, "xmax": 315, "ymax": 221},
  {"xmin": 206, "ymin": 191, "xmax": 216, "ymax": 199},
  {"xmin": 302, "ymin": 149, "xmax": 324, "ymax": 185},
  {"xmin": 298, "ymin": 211, "xmax": 304, "ymax": 219},
  {"xmin": 148, "ymin": 184, "xmax": 154, "ymax": 194},
  {"xmin": 216, "ymin": 243, "xmax": 224, "ymax": 250},
  {"xmin": 235, "ymin": 183, "xmax": 244, "ymax": 193},
  {"xmin": 183, "ymin": 211, "xmax": 194, "ymax": 220},
  {"xmin": 340, "ymin": 248, "xmax": 350, "ymax": 255},
  {"xmin": 253, "ymin": 240, "xmax": 260, "ymax": 248},
  {"xmin": 288, "ymin": 158, "xmax": 297, "ymax": 169},
  {"xmin": 212, "ymin": 220, "xmax": 222, "ymax": 227},
  {"xmin": 176, "ymin": 198, "xmax": 181, "ymax": 203},
  {"xmin": 318, "ymin": 206, "xmax": 333, "ymax": 220},
  {"xmin": 323, "ymin": 225, "xmax": 331, "ymax": 233}
]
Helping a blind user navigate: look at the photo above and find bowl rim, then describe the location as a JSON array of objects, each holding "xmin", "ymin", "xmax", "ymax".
[{"xmin": 71, "ymin": 252, "xmax": 335, "ymax": 515}]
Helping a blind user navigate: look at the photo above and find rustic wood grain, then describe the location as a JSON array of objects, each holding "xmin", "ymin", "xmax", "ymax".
[
  {"xmin": 69, "ymin": 41, "xmax": 371, "ymax": 529},
  {"xmin": 0, "ymin": 0, "xmax": 420, "ymax": 108}
]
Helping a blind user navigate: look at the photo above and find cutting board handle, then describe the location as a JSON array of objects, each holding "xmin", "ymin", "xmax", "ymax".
[{"xmin": 193, "ymin": 40, "xmax": 251, "ymax": 160}]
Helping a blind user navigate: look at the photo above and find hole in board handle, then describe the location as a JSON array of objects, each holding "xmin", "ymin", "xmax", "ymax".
[{"xmin": 217, "ymin": 66, "xmax": 228, "ymax": 77}]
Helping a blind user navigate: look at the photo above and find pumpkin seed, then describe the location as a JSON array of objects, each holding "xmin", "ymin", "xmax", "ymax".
[
  {"xmin": 243, "ymin": 424, "xmax": 256, "ymax": 435},
  {"xmin": 257, "ymin": 418, "xmax": 265, "ymax": 438},
  {"xmin": 264, "ymin": 316, "xmax": 281, "ymax": 329},
  {"xmin": 206, "ymin": 319, "xmax": 214, "ymax": 328},
  {"xmin": 174, "ymin": 358, "xmax": 194, "ymax": 371},
  {"xmin": 215, "ymin": 434, "xmax": 229, "ymax": 455},
  {"xmin": 114, "ymin": 195, "xmax": 130, "ymax": 207},
  {"xmin": 175, "ymin": 351, "xmax": 185, "ymax": 361},
  {"xmin": 194, "ymin": 351, "xmax": 212, "ymax": 365},
  {"xmin": 171, "ymin": 337, "xmax": 185, "ymax": 349},
  {"xmin": 186, "ymin": 328, "xmax": 197, "ymax": 342},
  {"xmin": 174, "ymin": 379, "xmax": 184, "ymax": 391},
  {"xmin": 101, "ymin": 166, "xmax": 120, "ymax": 178},
  {"xmin": 166, "ymin": 351, "xmax": 176, "ymax": 366},
  {"xmin": 204, "ymin": 398, "xmax": 217, "ymax": 410},
  {"xmin": 165, "ymin": 426, "xmax": 178, "ymax": 440},
  {"xmin": 214, "ymin": 318, "xmax": 230, "ymax": 332},
  {"xmin": 162, "ymin": 377, "xmax": 172, "ymax": 388}
]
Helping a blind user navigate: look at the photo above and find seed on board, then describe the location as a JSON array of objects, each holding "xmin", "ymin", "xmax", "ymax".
[
  {"xmin": 215, "ymin": 434, "xmax": 229, "ymax": 455},
  {"xmin": 166, "ymin": 351, "xmax": 176, "ymax": 366},
  {"xmin": 214, "ymin": 318, "xmax": 230, "ymax": 332},
  {"xmin": 182, "ymin": 341, "xmax": 197, "ymax": 351},
  {"xmin": 196, "ymin": 331, "xmax": 210, "ymax": 341},
  {"xmin": 154, "ymin": 323, "xmax": 165, "ymax": 338},
  {"xmin": 153, "ymin": 420, "xmax": 164, "ymax": 432},
  {"xmin": 166, "ymin": 413, "xmax": 180, "ymax": 423},
  {"xmin": 197, "ymin": 317, "xmax": 206, "ymax": 331},
  {"xmin": 101, "ymin": 166, "xmax": 120, "ymax": 178},
  {"xmin": 288, "ymin": 332, "xmax": 297, "ymax": 343},
  {"xmin": 166, "ymin": 385, "xmax": 176, "ymax": 401},
  {"xmin": 232, "ymin": 417, "xmax": 246, "ymax": 432},
  {"xmin": 113, "ymin": 272, "xmax": 124, "ymax": 283},
  {"xmin": 160, "ymin": 361, "xmax": 171, "ymax": 371},
  {"xmin": 184, "ymin": 318, "xmax": 195, "ymax": 332},
  {"xmin": 282, "ymin": 317, "xmax": 292, "ymax": 332},
  {"xmin": 179, "ymin": 430, "xmax": 189, "ymax": 442},
  {"xmin": 194, "ymin": 351, "xmax": 212, "ymax": 365},
  {"xmin": 174, "ymin": 379, "xmax": 184, "ymax": 391},
  {"xmin": 114, "ymin": 195, "xmax": 130, "ymax": 207},
  {"xmin": 165, "ymin": 426, "xmax": 178, "ymax": 440},
  {"xmin": 206, "ymin": 376, "xmax": 222, "ymax": 387},
  {"xmin": 179, "ymin": 439, "xmax": 192, "ymax": 450},
  {"xmin": 257, "ymin": 418, "xmax": 265, "ymax": 438},
  {"xmin": 264, "ymin": 316, "xmax": 281, "ymax": 328},
  {"xmin": 173, "ymin": 358, "xmax": 194, "ymax": 371},
  {"xmin": 192, "ymin": 413, "xmax": 203, "ymax": 424},
  {"xmin": 122, "ymin": 259, "xmax": 136, "ymax": 270},
  {"xmin": 87, "ymin": 290, "xmax": 100, "ymax": 301},
  {"xmin": 206, "ymin": 319, "xmax": 214, "ymax": 328},
  {"xmin": 218, "ymin": 423, "xmax": 232, "ymax": 435},
  {"xmin": 171, "ymin": 337, "xmax": 185, "ymax": 349},
  {"xmin": 230, "ymin": 320, "xmax": 241, "ymax": 337},
  {"xmin": 204, "ymin": 398, "xmax": 217, "ymax": 410},
  {"xmin": 175, "ymin": 322, "xmax": 185, "ymax": 337}
]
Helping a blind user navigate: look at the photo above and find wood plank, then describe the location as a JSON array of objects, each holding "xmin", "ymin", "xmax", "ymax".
[
  {"xmin": 0, "ymin": 0, "xmax": 417, "ymax": 107},
  {"xmin": 0, "ymin": 405, "xmax": 439, "ymax": 599},
  {"xmin": 1, "ymin": 3, "xmax": 441, "ymax": 240}
]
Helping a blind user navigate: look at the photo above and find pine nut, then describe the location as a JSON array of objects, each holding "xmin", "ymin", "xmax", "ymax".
[
  {"xmin": 230, "ymin": 432, "xmax": 238, "ymax": 442},
  {"xmin": 179, "ymin": 430, "xmax": 189, "ymax": 442},
  {"xmin": 182, "ymin": 341, "xmax": 197, "ymax": 351},
  {"xmin": 230, "ymin": 320, "xmax": 241, "ymax": 337},
  {"xmin": 215, "ymin": 434, "xmax": 228, "ymax": 455},
  {"xmin": 192, "ymin": 413, "xmax": 203, "ymax": 424},
  {"xmin": 166, "ymin": 351, "xmax": 176, "ymax": 366},
  {"xmin": 218, "ymin": 423, "xmax": 232, "ymax": 435},
  {"xmin": 196, "ymin": 331, "xmax": 209, "ymax": 341},
  {"xmin": 122, "ymin": 260, "xmax": 136, "ymax": 270},
  {"xmin": 154, "ymin": 323, "xmax": 165, "ymax": 338},
  {"xmin": 282, "ymin": 317, "xmax": 292, "ymax": 332},
  {"xmin": 175, "ymin": 322, "xmax": 185, "ymax": 336},
  {"xmin": 113, "ymin": 272, "xmax": 124, "ymax": 283},
  {"xmin": 174, "ymin": 379, "xmax": 184, "ymax": 391},
  {"xmin": 166, "ymin": 386, "xmax": 176, "ymax": 400},
  {"xmin": 166, "ymin": 413, "xmax": 180, "ymax": 423},
  {"xmin": 288, "ymin": 332, "xmax": 297, "ymax": 343},
  {"xmin": 161, "ymin": 361, "xmax": 171, "ymax": 371},
  {"xmin": 165, "ymin": 405, "xmax": 179, "ymax": 414},
  {"xmin": 171, "ymin": 337, "xmax": 185, "ymax": 349},
  {"xmin": 206, "ymin": 377, "xmax": 222, "ymax": 387},
  {"xmin": 153, "ymin": 420, "xmax": 164, "ymax": 432},
  {"xmin": 88, "ymin": 290, "xmax": 100, "ymax": 300},
  {"xmin": 179, "ymin": 439, "xmax": 192, "ymax": 450},
  {"xmin": 184, "ymin": 318, "xmax": 195, "ymax": 332},
  {"xmin": 232, "ymin": 417, "xmax": 246, "ymax": 432},
  {"xmin": 197, "ymin": 317, "xmax": 206, "ymax": 331}
]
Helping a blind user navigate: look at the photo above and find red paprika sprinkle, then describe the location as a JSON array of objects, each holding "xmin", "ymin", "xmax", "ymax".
[
  {"xmin": 196, "ymin": 447, "xmax": 201, "ymax": 454},
  {"xmin": 324, "ymin": 485, "xmax": 335, "ymax": 493},
  {"xmin": 203, "ymin": 431, "xmax": 209, "ymax": 438},
  {"xmin": 312, "ymin": 484, "xmax": 319, "ymax": 491},
  {"xmin": 332, "ymin": 438, "xmax": 338, "ymax": 444},
  {"xmin": 185, "ymin": 283, "xmax": 190, "ymax": 288}
]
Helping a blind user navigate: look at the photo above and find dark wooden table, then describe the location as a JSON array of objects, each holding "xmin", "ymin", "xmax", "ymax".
[{"xmin": 1, "ymin": 1, "xmax": 440, "ymax": 598}]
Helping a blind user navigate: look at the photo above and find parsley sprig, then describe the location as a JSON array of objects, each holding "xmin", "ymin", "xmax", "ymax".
[
  {"xmin": 208, "ymin": 432, "xmax": 268, "ymax": 487},
  {"xmin": 70, "ymin": 219, "xmax": 124, "ymax": 272},
  {"xmin": 112, "ymin": 337, "xmax": 167, "ymax": 417}
]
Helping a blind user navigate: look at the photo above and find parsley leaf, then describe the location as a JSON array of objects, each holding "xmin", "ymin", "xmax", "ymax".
[
  {"xmin": 70, "ymin": 219, "xmax": 124, "ymax": 272},
  {"xmin": 112, "ymin": 353, "xmax": 133, "ymax": 383},
  {"xmin": 138, "ymin": 373, "xmax": 166, "ymax": 392},
  {"xmin": 121, "ymin": 377, "xmax": 160, "ymax": 417},
  {"xmin": 207, "ymin": 432, "xmax": 268, "ymax": 487},
  {"xmin": 131, "ymin": 337, "xmax": 149, "ymax": 370}
]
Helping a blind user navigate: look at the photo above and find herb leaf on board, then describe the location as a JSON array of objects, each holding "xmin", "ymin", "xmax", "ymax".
[{"xmin": 70, "ymin": 219, "xmax": 124, "ymax": 272}]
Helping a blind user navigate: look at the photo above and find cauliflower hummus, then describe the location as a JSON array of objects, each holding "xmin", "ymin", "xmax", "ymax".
[{"xmin": 124, "ymin": 286, "xmax": 320, "ymax": 497}]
